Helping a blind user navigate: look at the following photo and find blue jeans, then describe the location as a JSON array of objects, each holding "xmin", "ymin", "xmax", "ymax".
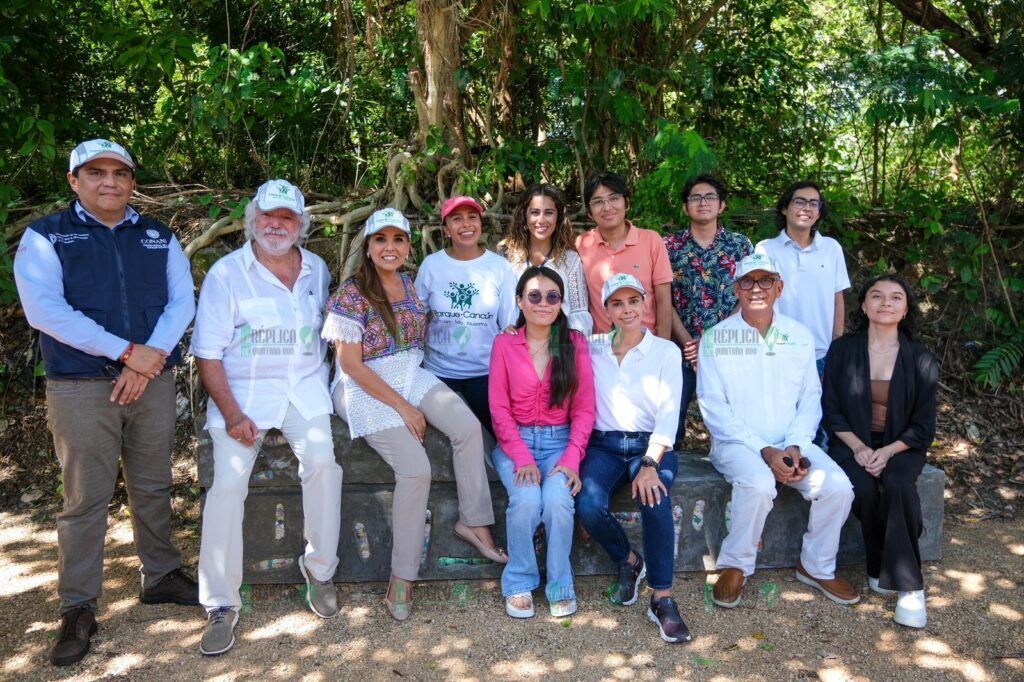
[
  {"xmin": 491, "ymin": 425, "xmax": 576, "ymax": 601},
  {"xmin": 676, "ymin": 363, "xmax": 697, "ymax": 442},
  {"xmin": 576, "ymin": 431, "xmax": 679, "ymax": 590}
]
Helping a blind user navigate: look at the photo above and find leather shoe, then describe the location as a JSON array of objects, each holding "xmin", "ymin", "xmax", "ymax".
[
  {"xmin": 50, "ymin": 607, "xmax": 97, "ymax": 667},
  {"xmin": 795, "ymin": 560, "xmax": 860, "ymax": 605},
  {"xmin": 712, "ymin": 568, "xmax": 745, "ymax": 608},
  {"xmin": 140, "ymin": 568, "xmax": 200, "ymax": 605}
]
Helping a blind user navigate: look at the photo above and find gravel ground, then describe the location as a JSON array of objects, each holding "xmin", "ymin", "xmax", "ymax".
[{"xmin": 0, "ymin": 511, "xmax": 1021, "ymax": 681}]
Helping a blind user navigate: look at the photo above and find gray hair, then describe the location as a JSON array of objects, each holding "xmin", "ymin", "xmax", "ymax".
[{"xmin": 243, "ymin": 201, "xmax": 312, "ymax": 241}]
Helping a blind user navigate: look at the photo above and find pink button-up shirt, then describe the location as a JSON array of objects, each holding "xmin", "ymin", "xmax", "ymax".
[{"xmin": 488, "ymin": 330, "xmax": 596, "ymax": 472}]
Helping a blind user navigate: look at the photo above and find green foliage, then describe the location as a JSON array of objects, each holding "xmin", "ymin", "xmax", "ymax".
[
  {"xmin": 974, "ymin": 335, "xmax": 1023, "ymax": 389},
  {"xmin": 0, "ymin": 0, "xmax": 1019, "ymax": 392}
]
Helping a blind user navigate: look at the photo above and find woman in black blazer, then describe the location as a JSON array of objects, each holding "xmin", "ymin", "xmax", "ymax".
[{"xmin": 821, "ymin": 275, "xmax": 937, "ymax": 629}]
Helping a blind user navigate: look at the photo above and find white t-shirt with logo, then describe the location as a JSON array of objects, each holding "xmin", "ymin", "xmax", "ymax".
[{"xmin": 414, "ymin": 249, "xmax": 519, "ymax": 379}]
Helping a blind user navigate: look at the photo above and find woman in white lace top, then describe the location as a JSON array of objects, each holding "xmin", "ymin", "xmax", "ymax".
[
  {"xmin": 321, "ymin": 208, "xmax": 506, "ymax": 622},
  {"xmin": 499, "ymin": 184, "xmax": 593, "ymax": 337}
]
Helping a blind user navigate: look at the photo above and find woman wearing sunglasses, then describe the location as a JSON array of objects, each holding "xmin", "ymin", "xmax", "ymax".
[
  {"xmin": 499, "ymin": 183, "xmax": 592, "ymax": 336},
  {"xmin": 488, "ymin": 266, "xmax": 595, "ymax": 619}
]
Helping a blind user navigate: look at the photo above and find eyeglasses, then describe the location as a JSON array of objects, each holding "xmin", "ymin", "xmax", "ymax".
[
  {"xmin": 588, "ymin": 193, "xmax": 625, "ymax": 210},
  {"xmin": 790, "ymin": 197, "xmax": 824, "ymax": 211},
  {"xmin": 525, "ymin": 290, "xmax": 562, "ymax": 305},
  {"xmin": 737, "ymin": 277, "xmax": 779, "ymax": 290},
  {"xmin": 686, "ymin": 193, "xmax": 720, "ymax": 205}
]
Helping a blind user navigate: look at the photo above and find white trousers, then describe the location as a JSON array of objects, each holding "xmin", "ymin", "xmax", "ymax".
[
  {"xmin": 199, "ymin": 405, "xmax": 342, "ymax": 611},
  {"xmin": 710, "ymin": 442, "xmax": 853, "ymax": 579}
]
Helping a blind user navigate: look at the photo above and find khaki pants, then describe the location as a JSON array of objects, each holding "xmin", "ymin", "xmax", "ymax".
[
  {"xmin": 333, "ymin": 382, "xmax": 494, "ymax": 580},
  {"xmin": 46, "ymin": 373, "xmax": 181, "ymax": 614}
]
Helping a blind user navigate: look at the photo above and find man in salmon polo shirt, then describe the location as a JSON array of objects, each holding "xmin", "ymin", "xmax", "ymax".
[{"xmin": 576, "ymin": 171, "xmax": 674, "ymax": 338}]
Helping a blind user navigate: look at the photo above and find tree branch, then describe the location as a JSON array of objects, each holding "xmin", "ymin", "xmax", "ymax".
[{"xmin": 884, "ymin": 0, "xmax": 992, "ymax": 66}]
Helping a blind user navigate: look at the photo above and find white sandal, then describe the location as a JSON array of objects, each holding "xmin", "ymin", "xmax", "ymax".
[{"xmin": 505, "ymin": 593, "xmax": 535, "ymax": 618}]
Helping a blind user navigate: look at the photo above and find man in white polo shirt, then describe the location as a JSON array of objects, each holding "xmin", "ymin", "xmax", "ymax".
[
  {"xmin": 697, "ymin": 253, "xmax": 857, "ymax": 609},
  {"xmin": 755, "ymin": 181, "xmax": 850, "ymax": 373},
  {"xmin": 191, "ymin": 180, "xmax": 341, "ymax": 656}
]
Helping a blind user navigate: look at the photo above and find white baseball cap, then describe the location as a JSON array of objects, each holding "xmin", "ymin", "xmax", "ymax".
[
  {"xmin": 69, "ymin": 139, "xmax": 135, "ymax": 173},
  {"xmin": 365, "ymin": 208, "xmax": 411, "ymax": 236},
  {"xmin": 735, "ymin": 253, "xmax": 781, "ymax": 279},
  {"xmin": 254, "ymin": 179, "xmax": 305, "ymax": 215},
  {"xmin": 602, "ymin": 273, "xmax": 647, "ymax": 306}
]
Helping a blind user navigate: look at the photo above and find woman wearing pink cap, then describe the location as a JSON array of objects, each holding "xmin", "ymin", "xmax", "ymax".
[{"xmin": 414, "ymin": 196, "xmax": 519, "ymax": 439}]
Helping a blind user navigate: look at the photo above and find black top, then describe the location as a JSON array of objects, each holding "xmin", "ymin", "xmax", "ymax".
[{"xmin": 821, "ymin": 331, "xmax": 938, "ymax": 462}]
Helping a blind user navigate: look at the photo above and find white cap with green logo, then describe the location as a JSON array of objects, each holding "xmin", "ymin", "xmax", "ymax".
[
  {"xmin": 602, "ymin": 272, "xmax": 647, "ymax": 306},
  {"xmin": 365, "ymin": 207, "xmax": 411, "ymax": 236},
  {"xmin": 69, "ymin": 139, "xmax": 135, "ymax": 173},
  {"xmin": 735, "ymin": 253, "xmax": 781, "ymax": 279},
  {"xmin": 254, "ymin": 179, "xmax": 305, "ymax": 215}
]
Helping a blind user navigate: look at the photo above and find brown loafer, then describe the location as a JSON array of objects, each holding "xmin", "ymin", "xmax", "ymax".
[
  {"xmin": 795, "ymin": 560, "xmax": 860, "ymax": 605},
  {"xmin": 712, "ymin": 568, "xmax": 745, "ymax": 608}
]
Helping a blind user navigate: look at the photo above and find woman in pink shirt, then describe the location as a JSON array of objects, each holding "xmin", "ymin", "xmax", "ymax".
[{"xmin": 489, "ymin": 265, "xmax": 595, "ymax": 619}]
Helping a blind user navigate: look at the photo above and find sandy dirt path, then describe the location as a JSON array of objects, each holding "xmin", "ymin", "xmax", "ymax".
[{"xmin": 0, "ymin": 511, "xmax": 1021, "ymax": 681}]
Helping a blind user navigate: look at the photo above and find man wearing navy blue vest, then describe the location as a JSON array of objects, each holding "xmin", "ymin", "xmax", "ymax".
[{"xmin": 14, "ymin": 139, "xmax": 198, "ymax": 667}]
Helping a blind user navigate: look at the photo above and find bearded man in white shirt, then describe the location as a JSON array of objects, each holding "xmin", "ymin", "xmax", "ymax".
[
  {"xmin": 191, "ymin": 180, "xmax": 341, "ymax": 656},
  {"xmin": 696, "ymin": 253, "xmax": 858, "ymax": 609}
]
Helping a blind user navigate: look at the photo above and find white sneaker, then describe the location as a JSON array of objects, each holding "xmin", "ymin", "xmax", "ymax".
[
  {"xmin": 894, "ymin": 590, "xmax": 927, "ymax": 628},
  {"xmin": 868, "ymin": 577, "xmax": 897, "ymax": 596}
]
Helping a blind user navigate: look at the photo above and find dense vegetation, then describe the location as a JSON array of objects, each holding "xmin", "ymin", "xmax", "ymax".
[{"xmin": 1, "ymin": 0, "xmax": 1021, "ymax": 386}]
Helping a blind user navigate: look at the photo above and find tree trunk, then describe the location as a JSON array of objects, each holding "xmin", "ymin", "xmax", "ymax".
[{"xmin": 412, "ymin": 0, "xmax": 468, "ymax": 155}]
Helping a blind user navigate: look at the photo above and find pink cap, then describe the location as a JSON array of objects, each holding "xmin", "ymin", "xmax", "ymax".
[{"xmin": 440, "ymin": 196, "xmax": 484, "ymax": 223}]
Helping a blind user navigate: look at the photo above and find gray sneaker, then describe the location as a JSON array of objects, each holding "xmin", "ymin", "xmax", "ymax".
[
  {"xmin": 199, "ymin": 607, "xmax": 238, "ymax": 656},
  {"xmin": 299, "ymin": 555, "xmax": 339, "ymax": 618}
]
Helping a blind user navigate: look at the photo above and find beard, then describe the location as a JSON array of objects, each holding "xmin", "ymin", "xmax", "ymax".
[{"xmin": 255, "ymin": 229, "xmax": 296, "ymax": 256}]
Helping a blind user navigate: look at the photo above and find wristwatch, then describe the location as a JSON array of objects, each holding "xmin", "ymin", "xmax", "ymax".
[{"xmin": 640, "ymin": 456, "xmax": 659, "ymax": 469}]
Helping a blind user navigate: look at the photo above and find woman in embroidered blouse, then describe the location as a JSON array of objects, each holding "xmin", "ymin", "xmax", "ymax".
[
  {"xmin": 821, "ymin": 275, "xmax": 938, "ymax": 629},
  {"xmin": 499, "ymin": 183, "xmax": 593, "ymax": 336},
  {"xmin": 489, "ymin": 265, "xmax": 595, "ymax": 619},
  {"xmin": 322, "ymin": 208, "xmax": 506, "ymax": 622}
]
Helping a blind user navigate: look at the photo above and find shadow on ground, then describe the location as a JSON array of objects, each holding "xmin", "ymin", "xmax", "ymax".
[{"xmin": 0, "ymin": 511, "xmax": 1021, "ymax": 681}]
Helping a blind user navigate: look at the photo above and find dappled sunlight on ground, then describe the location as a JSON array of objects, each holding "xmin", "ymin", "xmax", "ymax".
[{"xmin": 0, "ymin": 512, "xmax": 1020, "ymax": 680}]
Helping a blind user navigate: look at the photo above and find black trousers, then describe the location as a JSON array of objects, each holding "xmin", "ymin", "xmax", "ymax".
[
  {"xmin": 439, "ymin": 375, "xmax": 494, "ymax": 440},
  {"xmin": 837, "ymin": 438, "xmax": 926, "ymax": 592}
]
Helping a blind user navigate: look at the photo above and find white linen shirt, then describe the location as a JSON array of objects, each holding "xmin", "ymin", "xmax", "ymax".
[
  {"xmin": 696, "ymin": 312, "xmax": 821, "ymax": 454},
  {"xmin": 590, "ymin": 329, "xmax": 683, "ymax": 448},
  {"xmin": 755, "ymin": 231, "xmax": 850, "ymax": 359},
  {"xmin": 190, "ymin": 241, "xmax": 331, "ymax": 430}
]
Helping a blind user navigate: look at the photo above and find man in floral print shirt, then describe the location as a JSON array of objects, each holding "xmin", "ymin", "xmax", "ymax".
[{"xmin": 663, "ymin": 175, "xmax": 752, "ymax": 440}]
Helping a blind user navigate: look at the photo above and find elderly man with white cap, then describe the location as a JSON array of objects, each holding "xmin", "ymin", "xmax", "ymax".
[
  {"xmin": 696, "ymin": 253, "xmax": 857, "ymax": 610},
  {"xmin": 14, "ymin": 139, "xmax": 197, "ymax": 667},
  {"xmin": 191, "ymin": 179, "xmax": 341, "ymax": 655}
]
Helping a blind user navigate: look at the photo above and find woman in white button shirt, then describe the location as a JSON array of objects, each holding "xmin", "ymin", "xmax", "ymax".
[
  {"xmin": 576, "ymin": 273, "xmax": 691, "ymax": 644},
  {"xmin": 498, "ymin": 183, "xmax": 593, "ymax": 336}
]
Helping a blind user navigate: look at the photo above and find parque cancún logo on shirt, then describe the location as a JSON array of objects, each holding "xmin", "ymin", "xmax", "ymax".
[{"xmin": 444, "ymin": 282, "xmax": 480, "ymax": 311}]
